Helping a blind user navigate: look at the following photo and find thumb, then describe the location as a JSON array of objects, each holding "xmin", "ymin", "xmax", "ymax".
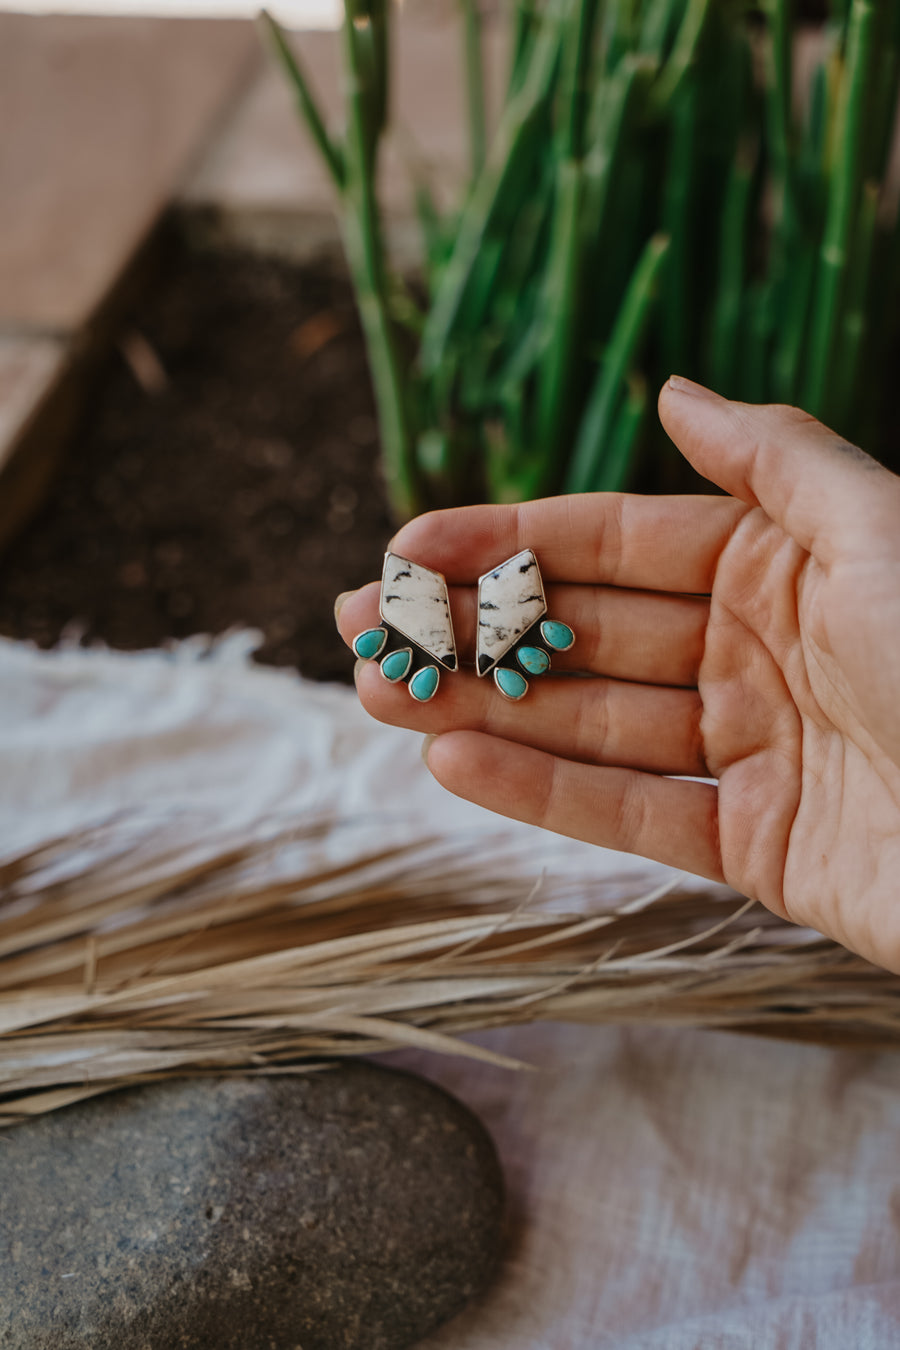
[{"xmin": 658, "ymin": 376, "xmax": 900, "ymax": 565}]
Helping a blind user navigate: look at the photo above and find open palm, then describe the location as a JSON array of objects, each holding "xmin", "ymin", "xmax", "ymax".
[{"xmin": 338, "ymin": 380, "xmax": 900, "ymax": 971}]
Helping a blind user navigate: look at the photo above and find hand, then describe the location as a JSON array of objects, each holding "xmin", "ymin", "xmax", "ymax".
[{"xmin": 336, "ymin": 378, "xmax": 900, "ymax": 972}]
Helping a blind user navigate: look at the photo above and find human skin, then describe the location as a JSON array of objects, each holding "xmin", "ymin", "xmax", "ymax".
[{"xmin": 336, "ymin": 377, "xmax": 900, "ymax": 973}]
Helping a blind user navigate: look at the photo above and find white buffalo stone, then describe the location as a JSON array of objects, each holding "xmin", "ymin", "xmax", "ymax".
[
  {"xmin": 379, "ymin": 553, "xmax": 457, "ymax": 669},
  {"xmin": 476, "ymin": 549, "xmax": 546, "ymax": 675}
]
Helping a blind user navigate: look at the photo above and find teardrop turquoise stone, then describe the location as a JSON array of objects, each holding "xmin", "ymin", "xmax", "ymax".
[
  {"xmin": 495, "ymin": 667, "xmax": 528, "ymax": 700},
  {"xmin": 353, "ymin": 626, "xmax": 388, "ymax": 660},
  {"xmin": 516, "ymin": 645, "xmax": 550, "ymax": 676},
  {"xmin": 541, "ymin": 620, "xmax": 574, "ymax": 651},
  {"xmin": 380, "ymin": 648, "xmax": 413, "ymax": 682},
  {"xmin": 409, "ymin": 666, "xmax": 440, "ymax": 702}
]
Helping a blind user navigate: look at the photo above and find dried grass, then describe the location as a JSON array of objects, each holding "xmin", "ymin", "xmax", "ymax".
[{"xmin": 3, "ymin": 818, "xmax": 898, "ymax": 1126}]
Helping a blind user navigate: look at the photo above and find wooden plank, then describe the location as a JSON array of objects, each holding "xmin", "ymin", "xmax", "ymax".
[{"xmin": 0, "ymin": 15, "xmax": 257, "ymax": 333}]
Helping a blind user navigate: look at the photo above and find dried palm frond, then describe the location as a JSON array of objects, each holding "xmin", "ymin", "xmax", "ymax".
[{"xmin": 2, "ymin": 816, "xmax": 898, "ymax": 1126}]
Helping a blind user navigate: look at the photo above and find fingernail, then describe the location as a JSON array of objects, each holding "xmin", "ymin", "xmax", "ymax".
[
  {"xmin": 667, "ymin": 374, "xmax": 719, "ymax": 401},
  {"xmin": 421, "ymin": 733, "xmax": 436, "ymax": 766},
  {"xmin": 334, "ymin": 590, "xmax": 356, "ymax": 623},
  {"xmin": 353, "ymin": 657, "xmax": 366, "ymax": 687}
]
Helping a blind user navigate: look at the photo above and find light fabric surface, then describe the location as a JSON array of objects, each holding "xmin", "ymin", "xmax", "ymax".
[
  {"xmin": 0, "ymin": 631, "xmax": 657, "ymax": 890},
  {"xmin": 406, "ymin": 1023, "xmax": 900, "ymax": 1349},
  {"xmin": 2, "ymin": 635, "xmax": 900, "ymax": 1348}
]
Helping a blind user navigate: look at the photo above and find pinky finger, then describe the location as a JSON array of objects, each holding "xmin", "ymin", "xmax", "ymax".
[{"xmin": 425, "ymin": 731, "xmax": 724, "ymax": 882}]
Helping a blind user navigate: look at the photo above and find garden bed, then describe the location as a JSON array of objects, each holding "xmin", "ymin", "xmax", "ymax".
[{"xmin": 0, "ymin": 236, "xmax": 391, "ymax": 683}]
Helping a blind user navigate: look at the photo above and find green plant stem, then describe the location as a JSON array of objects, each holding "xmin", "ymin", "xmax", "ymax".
[
  {"xmin": 559, "ymin": 0, "xmax": 598, "ymax": 161},
  {"xmin": 651, "ymin": 0, "xmax": 713, "ymax": 112},
  {"xmin": 564, "ymin": 233, "xmax": 670, "ymax": 495},
  {"xmin": 419, "ymin": 116, "xmax": 544, "ymax": 378},
  {"xmin": 773, "ymin": 57, "xmax": 829, "ymax": 403},
  {"xmin": 803, "ymin": 0, "xmax": 878, "ymax": 422},
  {"xmin": 763, "ymin": 0, "xmax": 798, "ymax": 338},
  {"xmin": 867, "ymin": 6, "xmax": 900, "ymax": 178},
  {"xmin": 460, "ymin": 0, "xmax": 487, "ymax": 180},
  {"xmin": 269, "ymin": 0, "xmax": 900, "ymax": 505},
  {"xmin": 742, "ymin": 281, "xmax": 774, "ymax": 404},
  {"xmin": 507, "ymin": 0, "xmax": 537, "ymax": 99},
  {"xmin": 496, "ymin": 311, "xmax": 545, "ymax": 408},
  {"xmin": 639, "ymin": 0, "xmax": 677, "ymax": 62},
  {"xmin": 772, "ymin": 245, "xmax": 815, "ymax": 405},
  {"xmin": 260, "ymin": 12, "xmax": 344, "ymax": 189},
  {"xmin": 532, "ymin": 159, "xmax": 586, "ymax": 490},
  {"xmin": 419, "ymin": 8, "xmax": 562, "ymax": 378},
  {"xmin": 341, "ymin": 0, "xmax": 418, "ymax": 517},
  {"xmin": 709, "ymin": 143, "xmax": 754, "ymax": 396},
  {"xmin": 525, "ymin": 0, "xmax": 599, "ymax": 492},
  {"xmin": 580, "ymin": 58, "xmax": 648, "ymax": 327},
  {"xmin": 369, "ymin": 0, "xmax": 389, "ymax": 141},
  {"xmin": 831, "ymin": 180, "xmax": 878, "ymax": 431},
  {"xmin": 765, "ymin": 0, "xmax": 793, "ymax": 203},
  {"xmin": 530, "ymin": 20, "xmax": 642, "ymax": 489},
  {"xmin": 603, "ymin": 373, "xmax": 648, "ymax": 492},
  {"xmin": 413, "ymin": 181, "xmax": 447, "ymax": 287},
  {"xmin": 659, "ymin": 77, "xmax": 698, "ymax": 376},
  {"xmin": 603, "ymin": 0, "xmax": 638, "ymax": 71}
]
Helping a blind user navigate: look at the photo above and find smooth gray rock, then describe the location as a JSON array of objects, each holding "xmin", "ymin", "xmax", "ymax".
[{"xmin": 0, "ymin": 1063, "xmax": 504, "ymax": 1349}]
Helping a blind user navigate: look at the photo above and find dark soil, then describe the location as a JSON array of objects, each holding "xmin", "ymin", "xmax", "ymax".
[{"xmin": 0, "ymin": 242, "xmax": 393, "ymax": 683}]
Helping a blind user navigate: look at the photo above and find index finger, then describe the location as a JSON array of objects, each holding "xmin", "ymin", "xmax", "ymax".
[{"xmin": 391, "ymin": 493, "xmax": 747, "ymax": 593}]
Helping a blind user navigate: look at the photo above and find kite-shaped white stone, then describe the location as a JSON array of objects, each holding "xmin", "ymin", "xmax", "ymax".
[
  {"xmin": 379, "ymin": 552, "xmax": 457, "ymax": 670},
  {"xmin": 475, "ymin": 549, "xmax": 547, "ymax": 676}
]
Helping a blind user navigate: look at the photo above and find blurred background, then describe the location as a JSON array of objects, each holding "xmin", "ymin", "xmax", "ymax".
[
  {"xmin": 0, "ymin": 0, "xmax": 402, "ymax": 678},
  {"xmin": 1, "ymin": 0, "xmax": 898, "ymax": 680}
]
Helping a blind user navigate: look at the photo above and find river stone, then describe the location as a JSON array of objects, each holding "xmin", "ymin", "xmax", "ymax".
[{"xmin": 0, "ymin": 1063, "xmax": 504, "ymax": 1350}]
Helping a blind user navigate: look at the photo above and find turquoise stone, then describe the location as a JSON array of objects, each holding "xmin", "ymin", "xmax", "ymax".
[
  {"xmin": 380, "ymin": 648, "xmax": 413, "ymax": 682},
  {"xmin": 541, "ymin": 620, "xmax": 575, "ymax": 652},
  {"xmin": 516, "ymin": 645, "xmax": 550, "ymax": 676},
  {"xmin": 494, "ymin": 667, "xmax": 528, "ymax": 701},
  {"xmin": 409, "ymin": 665, "xmax": 440, "ymax": 702},
  {"xmin": 353, "ymin": 626, "xmax": 388, "ymax": 660}
]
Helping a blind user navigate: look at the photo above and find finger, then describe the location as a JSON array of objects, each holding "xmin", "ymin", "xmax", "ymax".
[
  {"xmin": 389, "ymin": 493, "xmax": 746, "ymax": 592},
  {"xmin": 337, "ymin": 582, "xmax": 708, "ymax": 688},
  {"xmin": 454, "ymin": 584, "xmax": 708, "ymax": 685},
  {"xmin": 355, "ymin": 658, "xmax": 706, "ymax": 777},
  {"xmin": 425, "ymin": 731, "xmax": 723, "ymax": 881},
  {"xmin": 336, "ymin": 581, "xmax": 381, "ymax": 643},
  {"xmin": 658, "ymin": 376, "xmax": 900, "ymax": 566}
]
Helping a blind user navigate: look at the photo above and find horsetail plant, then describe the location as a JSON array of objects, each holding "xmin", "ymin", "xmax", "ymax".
[{"xmin": 263, "ymin": 0, "xmax": 900, "ymax": 518}]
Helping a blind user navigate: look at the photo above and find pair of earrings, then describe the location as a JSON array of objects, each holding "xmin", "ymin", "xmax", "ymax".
[{"xmin": 352, "ymin": 549, "xmax": 575, "ymax": 703}]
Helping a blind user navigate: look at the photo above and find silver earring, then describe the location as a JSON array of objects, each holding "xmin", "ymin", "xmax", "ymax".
[
  {"xmin": 352, "ymin": 551, "xmax": 457, "ymax": 702},
  {"xmin": 475, "ymin": 549, "xmax": 574, "ymax": 701}
]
